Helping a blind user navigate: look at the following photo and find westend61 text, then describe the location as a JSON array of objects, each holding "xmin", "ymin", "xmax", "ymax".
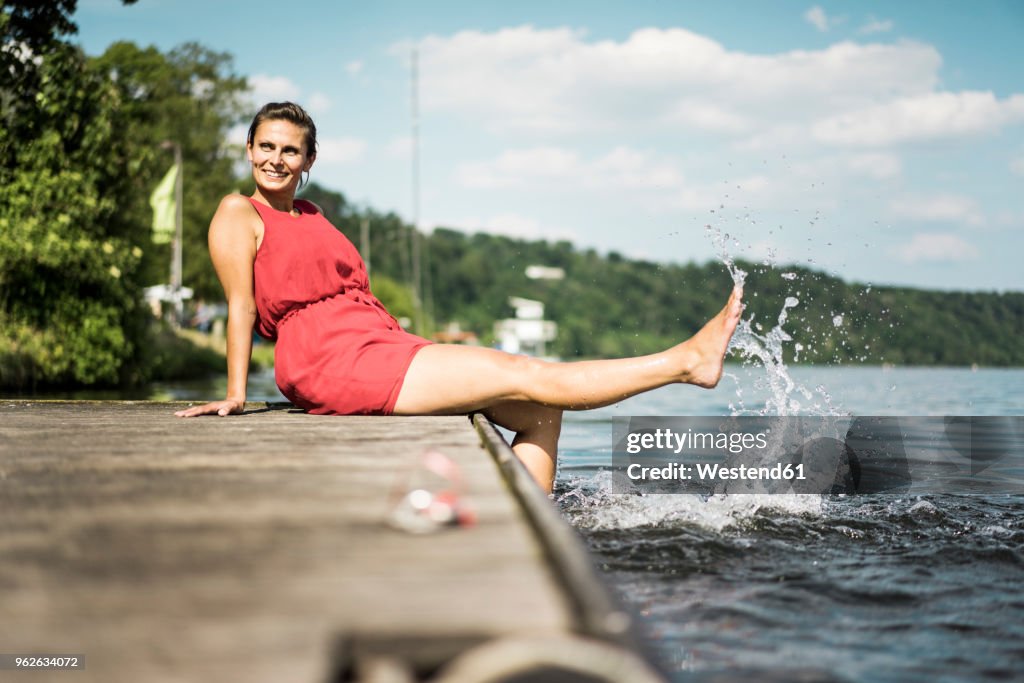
[
  {"xmin": 625, "ymin": 428, "xmax": 769, "ymax": 455},
  {"xmin": 627, "ymin": 462, "xmax": 807, "ymax": 482}
]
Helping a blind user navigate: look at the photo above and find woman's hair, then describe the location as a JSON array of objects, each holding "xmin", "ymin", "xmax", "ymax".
[{"xmin": 246, "ymin": 101, "xmax": 318, "ymax": 157}]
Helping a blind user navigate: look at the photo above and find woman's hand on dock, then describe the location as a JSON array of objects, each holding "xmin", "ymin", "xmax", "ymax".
[{"xmin": 174, "ymin": 399, "xmax": 245, "ymax": 418}]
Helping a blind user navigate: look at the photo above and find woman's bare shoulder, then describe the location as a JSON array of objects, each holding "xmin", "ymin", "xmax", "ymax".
[
  {"xmin": 211, "ymin": 194, "xmax": 260, "ymax": 230},
  {"xmin": 216, "ymin": 193, "xmax": 258, "ymax": 216},
  {"xmin": 209, "ymin": 194, "xmax": 260, "ymax": 252}
]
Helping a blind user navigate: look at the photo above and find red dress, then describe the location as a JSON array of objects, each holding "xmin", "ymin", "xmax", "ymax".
[{"xmin": 249, "ymin": 197, "xmax": 431, "ymax": 414}]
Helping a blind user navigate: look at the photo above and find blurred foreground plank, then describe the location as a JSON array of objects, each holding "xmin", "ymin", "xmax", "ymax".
[{"xmin": 0, "ymin": 401, "xmax": 581, "ymax": 682}]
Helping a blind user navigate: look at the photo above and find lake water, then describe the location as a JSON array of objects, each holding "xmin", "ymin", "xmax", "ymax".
[
  {"xmin": 29, "ymin": 363, "xmax": 1023, "ymax": 681},
  {"xmin": 554, "ymin": 365, "xmax": 1024, "ymax": 682}
]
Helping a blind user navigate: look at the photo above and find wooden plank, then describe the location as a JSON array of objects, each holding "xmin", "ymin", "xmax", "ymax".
[{"xmin": 0, "ymin": 401, "xmax": 573, "ymax": 682}]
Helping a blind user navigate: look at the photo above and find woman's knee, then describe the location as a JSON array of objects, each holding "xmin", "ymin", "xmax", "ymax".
[{"xmin": 494, "ymin": 353, "xmax": 548, "ymax": 396}]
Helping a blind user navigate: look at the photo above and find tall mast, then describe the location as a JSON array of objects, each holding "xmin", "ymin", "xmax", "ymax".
[
  {"xmin": 172, "ymin": 142, "xmax": 183, "ymax": 326},
  {"xmin": 410, "ymin": 47, "xmax": 423, "ymax": 335}
]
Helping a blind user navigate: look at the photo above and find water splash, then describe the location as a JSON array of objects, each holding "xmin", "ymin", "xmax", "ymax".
[
  {"xmin": 727, "ymin": 297, "xmax": 819, "ymax": 415},
  {"xmin": 705, "ymin": 224, "xmax": 747, "ymax": 288},
  {"xmin": 556, "ymin": 214, "xmax": 846, "ymax": 530},
  {"xmin": 560, "ymin": 471, "xmax": 822, "ymax": 532},
  {"xmin": 704, "ymin": 222, "xmax": 838, "ymax": 417}
]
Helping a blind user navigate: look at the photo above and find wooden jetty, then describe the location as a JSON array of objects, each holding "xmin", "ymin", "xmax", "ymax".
[{"xmin": 0, "ymin": 400, "xmax": 665, "ymax": 682}]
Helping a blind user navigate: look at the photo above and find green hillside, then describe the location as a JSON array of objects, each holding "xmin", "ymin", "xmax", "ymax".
[{"xmin": 302, "ymin": 183, "xmax": 1024, "ymax": 367}]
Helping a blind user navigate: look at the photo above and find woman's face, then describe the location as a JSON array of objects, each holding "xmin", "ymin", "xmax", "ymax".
[{"xmin": 247, "ymin": 119, "xmax": 315, "ymax": 197}]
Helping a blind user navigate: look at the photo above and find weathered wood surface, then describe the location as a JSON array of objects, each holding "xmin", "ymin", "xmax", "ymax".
[{"xmin": 0, "ymin": 401, "xmax": 573, "ymax": 682}]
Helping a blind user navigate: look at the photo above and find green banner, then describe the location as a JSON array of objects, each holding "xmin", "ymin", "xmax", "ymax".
[{"xmin": 149, "ymin": 163, "xmax": 178, "ymax": 245}]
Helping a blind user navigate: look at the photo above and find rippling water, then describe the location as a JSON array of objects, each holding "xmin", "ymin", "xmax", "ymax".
[
  {"xmin": 30, "ymin": 362, "xmax": 1023, "ymax": 680},
  {"xmin": 555, "ymin": 366, "xmax": 1024, "ymax": 682}
]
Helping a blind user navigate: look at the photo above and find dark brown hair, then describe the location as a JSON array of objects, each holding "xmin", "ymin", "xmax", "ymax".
[{"xmin": 246, "ymin": 101, "xmax": 318, "ymax": 157}]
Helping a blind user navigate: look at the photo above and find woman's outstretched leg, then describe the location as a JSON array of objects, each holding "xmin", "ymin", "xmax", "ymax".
[
  {"xmin": 394, "ymin": 286, "xmax": 743, "ymax": 415},
  {"xmin": 484, "ymin": 401, "xmax": 562, "ymax": 493},
  {"xmin": 393, "ymin": 287, "xmax": 742, "ymax": 490}
]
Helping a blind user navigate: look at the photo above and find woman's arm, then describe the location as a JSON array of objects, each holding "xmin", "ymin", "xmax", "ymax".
[{"xmin": 175, "ymin": 196, "xmax": 259, "ymax": 417}]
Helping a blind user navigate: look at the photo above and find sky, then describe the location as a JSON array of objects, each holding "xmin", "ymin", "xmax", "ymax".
[{"xmin": 73, "ymin": 0, "xmax": 1024, "ymax": 292}]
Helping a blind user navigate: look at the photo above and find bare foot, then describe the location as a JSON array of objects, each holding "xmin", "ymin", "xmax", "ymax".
[{"xmin": 676, "ymin": 285, "xmax": 744, "ymax": 388}]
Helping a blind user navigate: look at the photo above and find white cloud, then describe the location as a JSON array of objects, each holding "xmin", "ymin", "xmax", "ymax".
[
  {"xmin": 859, "ymin": 17, "xmax": 894, "ymax": 35},
  {"xmin": 191, "ymin": 78, "xmax": 215, "ymax": 99},
  {"xmin": 994, "ymin": 210, "xmax": 1024, "ymax": 228},
  {"xmin": 813, "ymin": 91, "xmax": 1024, "ymax": 146},
  {"xmin": 307, "ymin": 92, "xmax": 332, "ymax": 114},
  {"xmin": 1011, "ymin": 154, "xmax": 1024, "ymax": 176},
  {"xmin": 248, "ymin": 75, "xmax": 330, "ymax": 114},
  {"xmin": 227, "ymin": 122, "xmax": 249, "ymax": 147},
  {"xmin": 732, "ymin": 124, "xmax": 807, "ymax": 152},
  {"xmin": 889, "ymin": 194, "xmax": 984, "ymax": 227},
  {"xmin": 890, "ymin": 233, "xmax": 980, "ymax": 263},
  {"xmin": 665, "ymin": 174, "xmax": 772, "ymax": 212},
  {"xmin": 804, "ymin": 6, "xmax": 846, "ymax": 32},
  {"xmin": 665, "ymin": 99, "xmax": 751, "ymax": 134},
  {"xmin": 408, "ymin": 26, "xmax": 945, "ymax": 140},
  {"xmin": 377, "ymin": 24, "xmax": 1023, "ymax": 289},
  {"xmin": 453, "ymin": 145, "xmax": 763, "ymax": 217},
  {"xmin": 427, "ymin": 212, "xmax": 578, "ymax": 242},
  {"xmin": 456, "ymin": 145, "xmax": 685, "ymax": 191},
  {"xmin": 315, "ymin": 137, "xmax": 367, "ymax": 165},
  {"xmin": 478, "ymin": 213, "xmax": 546, "ymax": 239},
  {"xmin": 249, "ymin": 74, "xmax": 302, "ymax": 103},
  {"xmin": 385, "ymin": 136, "xmax": 413, "ymax": 158},
  {"xmin": 590, "ymin": 147, "xmax": 686, "ymax": 188},
  {"xmin": 345, "ymin": 60, "xmax": 364, "ymax": 76},
  {"xmin": 804, "ymin": 6, "xmax": 830, "ymax": 32},
  {"xmin": 734, "ymin": 175, "xmax": 771, "ymax": 193},
  {"xmin": 457, "ymin": 147, "xmax": 579, "ymax": 188},
  {"xmin": 847, "ymin": 152, "xmax": 902, "ymax": 179}
]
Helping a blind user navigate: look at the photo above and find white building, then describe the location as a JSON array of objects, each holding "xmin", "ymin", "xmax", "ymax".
[{"xmin": 494, "ymin": 296, "xmax": 558, "ymax": 359}]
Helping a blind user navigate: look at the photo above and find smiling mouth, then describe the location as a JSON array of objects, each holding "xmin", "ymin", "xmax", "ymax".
[{"xmin": 263, "ymin": 169, "xmax": 288, "ymax": 179}]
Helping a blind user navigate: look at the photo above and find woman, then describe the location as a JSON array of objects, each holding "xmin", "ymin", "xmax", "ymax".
[{"xmin": 176, "ymin": 102, "xmax": 744, "ymax": 493}]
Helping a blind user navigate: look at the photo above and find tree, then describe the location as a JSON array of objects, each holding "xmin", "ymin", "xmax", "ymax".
[
  {"xmin": 1, "ymin": 0, "xmax": 77, "ymax": 99},
  {"xmin": 0, "ymin": 1, "xmax": 137, "ymax": 104},
  {"xmin": 0, "ymin": 40, "xmax": 144, "ymax": 386},
  {"xmin": 90, "ymin": 41, "xmax": 248, "ymax": 298},
  {"xmin": 1, "ymin": 1, "xmax": 245, "ymax": 388}
]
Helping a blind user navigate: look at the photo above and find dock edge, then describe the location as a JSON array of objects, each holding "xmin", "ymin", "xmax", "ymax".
[{"xmin": 470, "ymin": 413, "xmax": 669, "ymax": 680}]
